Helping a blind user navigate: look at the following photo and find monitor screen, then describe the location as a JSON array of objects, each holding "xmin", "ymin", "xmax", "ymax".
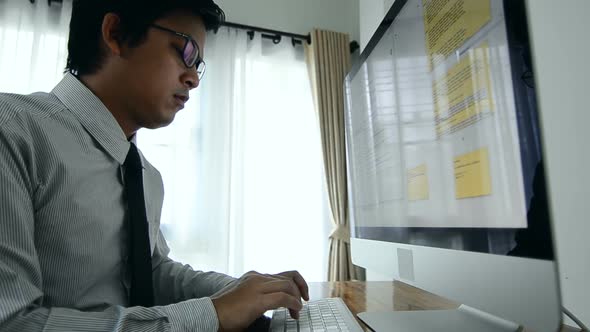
[{"xmin": 345, "ymin": 0, "xmax": 553, "ymax": 260}]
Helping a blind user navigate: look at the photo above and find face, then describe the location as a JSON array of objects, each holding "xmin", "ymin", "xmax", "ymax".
[{"xmin": 113, "ymin": 11, "xmax": 207, "ymax": 131}]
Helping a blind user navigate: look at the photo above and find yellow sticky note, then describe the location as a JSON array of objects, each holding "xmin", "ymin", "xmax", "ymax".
[
  {"xmin": 433, "ymin": 42, "xmax": 494, "ymax": 137},
  {"xmin": 408, "ymin": 164, "xmax": 429, "ymax": 201},
  {"xmin": 423, "ymin": 0, "xmax": 491, "ymax": 69},
  {"xmin": 454, "ymin": 148, "xmax": 492, "ymax": 199}
]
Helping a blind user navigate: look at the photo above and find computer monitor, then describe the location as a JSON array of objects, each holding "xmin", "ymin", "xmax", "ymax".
[{"xmin": 345, "ymin": 0, "xmax": 561, "ymax": 331}]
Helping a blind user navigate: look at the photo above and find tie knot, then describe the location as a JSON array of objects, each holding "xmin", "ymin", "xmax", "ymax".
[{"xmin": 124, "ymin": 143, "xmax": 142, "ymax": 170}]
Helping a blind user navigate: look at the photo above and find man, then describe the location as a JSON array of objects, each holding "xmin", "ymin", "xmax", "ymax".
[{"xmin": 0, "ymin": 0, "xmax": 308, "ymax": 331}]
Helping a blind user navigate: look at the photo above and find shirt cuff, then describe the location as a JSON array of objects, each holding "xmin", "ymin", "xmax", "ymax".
[{"xmin": 166, "ymin": 297, "xmax": 219, "ymax": 332}]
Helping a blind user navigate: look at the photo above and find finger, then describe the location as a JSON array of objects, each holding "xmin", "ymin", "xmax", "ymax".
[
  {"xmin": 259, "ymin": 279, "xmax": 302, "ymax": 301},
  {"xmin": 261, "ymin": 292, "xmax": 303, "ymax": 315},
  {"xmin": 289, "ymin": 308, "xmax": 301, "ymax": 320},
  {"xmin": 278, "ymin": 271, "xmax": 310, "ymax": 301}
]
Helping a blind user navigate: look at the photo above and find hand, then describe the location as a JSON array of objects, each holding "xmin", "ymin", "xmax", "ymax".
[{"xmin": 211, "ymin": 270, "xmax": 310, "ymax": 332}]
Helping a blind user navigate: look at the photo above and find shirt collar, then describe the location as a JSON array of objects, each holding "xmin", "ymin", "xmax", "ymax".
[{"xmin": 52, "ymin": 73, "xmax": 130, "ymax": 165}]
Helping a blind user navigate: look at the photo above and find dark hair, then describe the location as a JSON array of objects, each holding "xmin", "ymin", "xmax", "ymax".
[{"xmin": 65, "ymin": 0, "xmax": 225, "ymax": 76}]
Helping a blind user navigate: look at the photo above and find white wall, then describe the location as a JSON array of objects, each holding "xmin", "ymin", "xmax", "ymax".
[
  {"xmin": 215, "ymin": 0, "xmax": 360, "ymax": 43},
  {"xmin": 359, "ymin": 0, "xmax": 590, "ymax": 326},
  {"xmin": 359, "ymin": 0, "xmax": 384, "ymax": 51},
  {"xmin": 525, "ymin": 0, "xmax": 590, "ymax": 325}
]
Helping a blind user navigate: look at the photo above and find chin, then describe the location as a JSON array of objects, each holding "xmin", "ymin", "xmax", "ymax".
[
  {"xmin": 143, "ymin": 116, "xmax": 176, "ymax": 130},
  {"xmin": 157, "ymin": 117, "xmax": 176, "ymax": 128}
]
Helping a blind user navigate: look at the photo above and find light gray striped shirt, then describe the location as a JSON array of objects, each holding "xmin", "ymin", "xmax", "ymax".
[{"xmin": 0, "ymin": 74, "xmax": 235, "ymax": 331}]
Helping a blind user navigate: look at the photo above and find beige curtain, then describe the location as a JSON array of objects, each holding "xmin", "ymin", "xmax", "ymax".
[{"xmin": 305, "ymin": 29, "xmax": 363, "ymax": 281}]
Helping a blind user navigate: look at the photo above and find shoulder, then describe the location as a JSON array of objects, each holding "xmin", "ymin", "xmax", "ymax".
[
  {"xmin": 0, "ymin": 92, "xmax": 71, "ymax": 177},
  {"xmin": 0, "ymin": 91, "xmax": 65, "ymax": 130}
]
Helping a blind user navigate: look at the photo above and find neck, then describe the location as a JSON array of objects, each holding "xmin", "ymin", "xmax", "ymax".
[{"xmin": 79, "ymin": 72, "xmax": 137, "ymax": 139}]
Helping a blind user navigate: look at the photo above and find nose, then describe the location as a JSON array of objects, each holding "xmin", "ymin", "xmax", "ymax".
[{"xmin": 183, "ymin": 68, "xmax": 200, "ymax": 90}]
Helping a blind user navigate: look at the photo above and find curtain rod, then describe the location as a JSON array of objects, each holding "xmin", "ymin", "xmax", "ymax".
[
  {"xmin": 220, "ymin": 21, "xmax": 360, "ymax": 54},
  {"xmin": 219, "ymin": 21, "xmax": 311, "ymax": 46}
]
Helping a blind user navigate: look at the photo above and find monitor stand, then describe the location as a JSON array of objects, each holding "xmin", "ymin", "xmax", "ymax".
[{"xmin": 357, "ymin": 305, "xmax": 522, "ymax": 332}]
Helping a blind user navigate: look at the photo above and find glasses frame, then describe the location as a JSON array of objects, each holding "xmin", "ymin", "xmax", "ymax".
[{"xmin": 149, "ymin": 24, "xmax": 206, "ymax": 78}]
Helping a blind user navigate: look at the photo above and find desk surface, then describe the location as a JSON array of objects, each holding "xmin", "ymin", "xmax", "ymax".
[{"xmin": 307, "ymin": 281, "xmax": 578, "ymax": 332}]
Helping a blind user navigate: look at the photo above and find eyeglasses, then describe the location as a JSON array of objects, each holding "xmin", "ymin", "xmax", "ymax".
[{"xmin": 149, "ymin": 24, "xmax": 206, "ymax": 79}]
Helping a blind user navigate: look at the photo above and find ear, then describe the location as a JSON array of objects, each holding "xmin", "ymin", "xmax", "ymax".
[{"xmin": 101, "ymin": 13, "xmax": 123, "ymax": 56}]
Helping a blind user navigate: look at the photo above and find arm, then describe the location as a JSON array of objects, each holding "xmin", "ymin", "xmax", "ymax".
[
  {"xmin": 151, "ymin": 230, "xmax": 237, "ymax": 305},
  {"xmin": 0, "ymin": 124, "xmax": 218, "ymax": 332}
]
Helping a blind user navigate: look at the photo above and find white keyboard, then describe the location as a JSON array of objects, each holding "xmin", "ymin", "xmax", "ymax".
[{"xmin": 269, "ymin": 297, "xmax": 364, "ymax": 332}]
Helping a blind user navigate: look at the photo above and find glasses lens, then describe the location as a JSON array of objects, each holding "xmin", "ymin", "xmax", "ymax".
[
  {"xmin": 196, "ymin": 61, "xmax": 206, "ymax": 79},
  {"xmin": 183, "ymin": 40, "xmax": 198, "ymax": 67}
]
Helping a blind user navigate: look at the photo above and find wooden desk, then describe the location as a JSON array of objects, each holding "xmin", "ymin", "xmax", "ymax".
[{"xmin": 307, "ymin": 281, "xmax": 578, "ymax": 332}]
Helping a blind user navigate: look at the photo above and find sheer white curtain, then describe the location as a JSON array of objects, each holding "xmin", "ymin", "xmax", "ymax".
[
  {"xmin": 0, "ymin": 0, "xmax": 71, "ymax": 94},
  {"xmin": 138, "ymin": 28, "xmax": 330, "ymax": 281}
]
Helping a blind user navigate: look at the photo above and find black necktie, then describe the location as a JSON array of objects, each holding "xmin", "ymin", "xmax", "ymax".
[{"xmin": 124, "ymin": 142, "xmax": 155, "ymax": 307}]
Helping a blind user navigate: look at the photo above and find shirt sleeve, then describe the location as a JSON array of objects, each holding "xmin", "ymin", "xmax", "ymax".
[
  {"xmin": 151, "ymin": 230, "xmax": 237, "ymax": 306},
  {"xmin": 0, "ymin": 122, "xmax": 219, "ymax": 332}
]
